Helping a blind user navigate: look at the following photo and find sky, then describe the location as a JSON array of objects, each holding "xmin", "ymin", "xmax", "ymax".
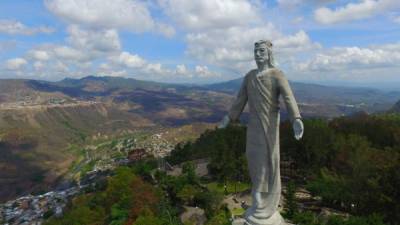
[{"xmin": 0, "ymin": 0, "xmax": 399, "ymax": 86}]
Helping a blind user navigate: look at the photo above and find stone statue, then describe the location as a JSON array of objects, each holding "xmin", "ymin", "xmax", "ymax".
[{"xmin": 218, "ymin": 40, "xmax": 304, "ymax": 225}]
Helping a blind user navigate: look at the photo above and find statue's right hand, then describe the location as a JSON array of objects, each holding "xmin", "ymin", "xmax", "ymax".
[{"xmin": 218, "ymin": 115, "xmax": 230, "ymax": 129}]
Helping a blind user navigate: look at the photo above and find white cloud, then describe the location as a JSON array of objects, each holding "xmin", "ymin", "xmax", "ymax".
[
  {"xmin": 5, "ymin": 58, "xmax": 27, "ymax": 70},
  {"xmin": 185, "ymin": 25, "xmax": 320, "ymax": 73},
  {"xmin": 67, "ymin": 25, "xmax": 121, "ymax": 52},
  {"xmin": 195, "ymin": 65, "xmax": 220, "ymax": 78},
  {"xmin": 77, "ymin": 61, "xmax": 92, "ymax": 69},
  {"xmin": 155, "ymin": 23, "xmax": 176, "ymax": 38},
  {"xmin": 0, "ymin": 20, "xmax": 54, "ymax": 35},
  {"xmin": 292, "ymin": 17, "xmax": 304, "ymax": 24},
  {"xmin": 278, "ymin": 0, "xmax": 336, "ymax": 9},
  {"xmin": 274, "ymin": 30, "xmax": 321, "ymax": 53},
  {"xmin": 109, "ymin": 70, "xmax": 128, "ymax": 77},
  {"xmin": 28, "ymin": 50, "xmax": 50, "ymax": 61},
  {"xmin": 186, "ymin": 24, "xmax": 279, "ymax": 64},
  {"xmin": 277, "ymin": 0, "xmax": 303, "ymax": 9},
  {"xmin": 175, "ymin": 64, "xmax": 188, "ymax": 75},
  {"xmin": 297, "ymin": 43, "xmax": 400, "ymax": 72},
  {"xmin": 54, "ymin": 46, "xmax": 87, "ymax": 61},
  {"xmin": 54, "ymin": 61, "xmax": 69, "ymax": 73},
  {"xmin": 159, "ymin": 0, "xmax": 261, "ymax": 31},
  {"xmin": 45, "ymin": 0, "xmax": 174, "ymax": 37},
  {"xmin": 30, "ymin": 25, "xmax": 123, "ymax": 66},
  {"xmin": 314, "ymin": 0, "xmax": 400, "ymax": 24},
  {"xmin": 33, "ymin": 61, "xmax": 45, "ymax": 71},
  {"xmin": 99, "ymin": 63, "xmax": 110, "ymax": 71},
  {"xmin": 111, "ymin": 51, "xmax": 146, "ymax": 68},
  {"xmin": 158, "ymin": 0, "xmax": 322, "ymax": 78},
  {"xmin": 7, "ymin": 13, "xmax": 136, "ymax": 78},
  {"xmin": 145, "ymin": 63, "xmax": 163, "ymax": 74}
]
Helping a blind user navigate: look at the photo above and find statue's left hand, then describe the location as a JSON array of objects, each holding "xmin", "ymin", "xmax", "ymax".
[
  {"xmin": 293, "ymin": 118, "xmax": 304, "ymax": 140},
  {"xmin": 217, "ymin": 115, "xmax": 230, "ymax": 129}
]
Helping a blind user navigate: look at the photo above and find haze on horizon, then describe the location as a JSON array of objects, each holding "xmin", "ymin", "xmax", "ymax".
[{"xmin": 0, "ymin": 0, "xmax": 399, "ymax": 87}]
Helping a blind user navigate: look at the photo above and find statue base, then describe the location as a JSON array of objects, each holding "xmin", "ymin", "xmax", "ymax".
[
  {"xmin": 232, "ymin": 211, "xmax": 293, "ymax": 225},
  {"xmin": 232, "ymin": 219, "xmax": 292, "ymax": 225}
]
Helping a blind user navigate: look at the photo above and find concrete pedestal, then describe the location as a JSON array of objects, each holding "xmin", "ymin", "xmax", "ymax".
[{"xmin": 232, "ymin": 216, "xmax": 294, "ymax": 225}]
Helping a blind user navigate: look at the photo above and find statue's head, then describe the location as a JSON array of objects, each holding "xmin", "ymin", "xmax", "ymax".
[{"xmin": 254, "ymin": 40, "xmax": 275, "ymax": 68}]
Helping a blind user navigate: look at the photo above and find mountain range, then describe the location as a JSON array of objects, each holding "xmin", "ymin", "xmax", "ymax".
[{"xmin": 1, "ymin": 75, "xmax": 400, "ymax": 202}]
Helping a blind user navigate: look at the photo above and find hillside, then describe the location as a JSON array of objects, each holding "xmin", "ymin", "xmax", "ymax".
[
  {"xmin": 1, "ymin": 75, "xmax": 400, "ymax": 202},
  {"xmin": 4, "ymin": 114, "xmax": 396, "ymax": 225},
  {"xmin": 1, "ymin": 77, "xmax": 228, "ymax": 126},
  {"xmin": 0, "ymin": 77, "xmax": 222, "ymax": 202},
  {"xmin": 0, "ymin": 102, "xmax": 155, "ymax": 201},
  {"xmin": 389, "ymin": 100, "xmax": 400, "ymax": 112},
  {"xmin": 165, "ymin": 114, "xmax": 400, "ymax": 224}
]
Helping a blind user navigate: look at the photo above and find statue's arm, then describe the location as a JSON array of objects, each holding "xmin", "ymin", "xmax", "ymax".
[
  {"xmin": 277, "ymin": 71, "xmax": 301, "ymax": 122},
  {"xmin": 277, "ymin": 71, "xmax": 304, "ymax": 139},
  {"xmin": 228, "ymin": 75, "xmax": 248, "ymax": 122},
  {"xmin": 219, "ymin": 74, "xmax": 248, "ymax": 128}
]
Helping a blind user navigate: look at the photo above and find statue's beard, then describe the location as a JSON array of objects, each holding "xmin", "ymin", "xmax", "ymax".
[{"xmin": 256, "ymin": 59, "xmax": 269, "ymax": 67}]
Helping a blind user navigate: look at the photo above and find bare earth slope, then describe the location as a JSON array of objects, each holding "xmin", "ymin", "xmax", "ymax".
[
  {"xmin": 0, "ymin": 101, "xmax": 152, "ymax": 201},
  {"xmin": 1, "ymin": 76, "xmax": 400, "ymax": 202}
]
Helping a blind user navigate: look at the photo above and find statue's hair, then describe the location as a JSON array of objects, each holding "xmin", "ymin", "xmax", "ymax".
[{"xmin": 254, "ymin": 40, "xmax": 276, "ymax": 67}]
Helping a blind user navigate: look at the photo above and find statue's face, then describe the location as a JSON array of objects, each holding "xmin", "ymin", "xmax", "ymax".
[{"xmin": 254, "ymin": 44, "xmax": 269, "ymax": 65}]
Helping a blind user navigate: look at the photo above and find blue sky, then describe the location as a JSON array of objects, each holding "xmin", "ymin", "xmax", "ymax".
[{"xmin": 0, "ymin": 0, "xmax": 399, "ymax": 85}]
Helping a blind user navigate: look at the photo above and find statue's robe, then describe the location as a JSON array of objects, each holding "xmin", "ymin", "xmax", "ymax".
[{"xmin": 228, "ymin": 68, "xmax": 301, "ymax": 224}]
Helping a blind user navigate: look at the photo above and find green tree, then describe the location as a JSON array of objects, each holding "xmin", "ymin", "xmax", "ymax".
[
  {"xmin": 177, "ymin": 184, "xmax": 201, "ymax": 205},
  {"xmin": 182, "ymin": 161, "xmax": 198, "ymax": 184},
  {"xmin": 133, "ymin": 210, "xmax": 164, "ymax": 225},
  {"xmin": 285, "ymin": 181, "xmax": 298, "ymax": 219}
]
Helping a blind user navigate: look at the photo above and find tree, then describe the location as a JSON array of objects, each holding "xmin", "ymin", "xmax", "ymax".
[
  {"xmin": 177, "ymin": 184, "xmax": 201, "ymax": 205},
  {"xmin": 133, "ymin": 209, "xmax": 164, "ymax": 225},
  {"xmin": 182, "ymin": 162, "xmax": 198, "ymax": 184},
  {"xmin": 285, "ymin": 181, "xmax": 298, "ymax": 219}
]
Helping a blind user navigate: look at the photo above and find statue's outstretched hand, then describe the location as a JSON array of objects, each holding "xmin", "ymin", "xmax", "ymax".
[
  {"xmin": 293, "ymin": 118, "xmax": 304, "ymax": 140},
  {"xmin": 218, "ymin": 115, "xmax": 230, "ymax": 129}
]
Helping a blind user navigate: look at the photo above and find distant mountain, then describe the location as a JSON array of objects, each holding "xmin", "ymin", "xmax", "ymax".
[
  {"xmin": 204, "ymin": 77, "xmax": 400, "ymax": 114},
  {"xmin": 389, "ymin": 100, "xmax": 400, "ymax": 113},
  {"xmin": 204, "ymin": 77, "xmax": 242, "ymax": 93},
  {"xmin": 26, "ymin": 75, "xmax": 180, "ymax": 98},
  {"xmin": 3, "ymin": 75, "xmax": 400, "ymax": 122},
  {"xmin": 1, "ymin": 76, "xmax": 220, "ymax": 125}
]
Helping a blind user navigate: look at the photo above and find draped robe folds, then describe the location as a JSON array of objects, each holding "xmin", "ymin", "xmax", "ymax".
[{"xmin": 228, "ymin": 68, "xmax": 301, "ymax": 224}]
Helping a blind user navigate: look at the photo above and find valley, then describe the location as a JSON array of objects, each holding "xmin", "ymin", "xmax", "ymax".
[{"xmin": 1, "ymin": 75, "xmax": 400, "ymax": 204}]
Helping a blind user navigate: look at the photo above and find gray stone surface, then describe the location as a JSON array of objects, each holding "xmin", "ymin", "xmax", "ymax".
[
  {"xmin": 180, "ymin": 206, "xmax": 207, "ymax": 225},
  {"xmin": 232, "ymin": 217, "xmax": 295, "ymax": 225},
  {"xmin": 232, "ymin": 218, "xmax": 247, "ymax": 225},
  {"xmin": 220, "ymin": 40, "xmax": 304, "ymax": 225}
]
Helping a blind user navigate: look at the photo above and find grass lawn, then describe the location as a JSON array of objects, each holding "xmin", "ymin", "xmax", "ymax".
[
  {"xmin": 206, "ymin": 181, "xmax": 250, "ymax": 195},
  {"xmin": 231, "ymin": 207, "xmax": 246, "ymax": 216}
]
